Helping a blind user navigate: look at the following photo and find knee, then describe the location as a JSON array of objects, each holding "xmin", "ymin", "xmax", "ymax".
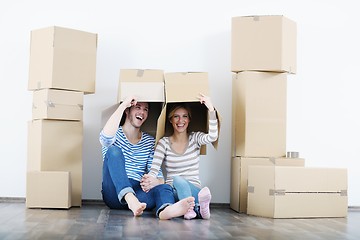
[
  {"xmin": 154, "ymin": 183, "xmax": 173, "ymax": 192},
  {"xmin": 105, "ymin": 146, "xmax": 123, "ymax": 161},
  {"xmin": 172, "ymin": 176, "xmax": 186, "ymax": 186}
]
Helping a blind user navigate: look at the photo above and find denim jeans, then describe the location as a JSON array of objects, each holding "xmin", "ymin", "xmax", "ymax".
[
  {"xmin": 101, "ymin": 145, "xmax": 175, "ymax": 217},
  {"xmin": 172, "ymin": 175, "xmax": 202, "ymax": 218}
]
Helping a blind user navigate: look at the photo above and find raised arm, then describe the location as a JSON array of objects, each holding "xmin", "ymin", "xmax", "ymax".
[
  {"xmin": 102, "ymin": 96, "xmax": 137, "ymax": 136},
  {"xmin": 196, "ymin": 93, "xmax": 218, "ymax": 144}
]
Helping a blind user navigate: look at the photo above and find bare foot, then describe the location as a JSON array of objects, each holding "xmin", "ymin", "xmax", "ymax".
[
  {"xmin": 124, "ymin": 192, "xmax": 147, "ymax": 217},
  {"xmin": 159, "ymin": 196, "xmax": 195, "ymax": 220}
]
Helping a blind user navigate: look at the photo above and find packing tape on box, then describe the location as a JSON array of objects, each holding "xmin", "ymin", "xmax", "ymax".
[
  {"xmin": 269, "ymin": 157, "xmax": 276, "ymax": 164},
  {"xmin": 269, "ymin": 189, "xmax": 286, "ymax": 196},
  {"xmin": 248, "ymin": 186, "xmax": 255, "ymax": 193},
  {"xmin": 78, "ymin": 104, "xmax": 83, "ymax": 110},
  {"xmin": 341, "ymin": 190, "xmax": 348, "ymax": 196},
  {"xmin": 136, "ymin": 69, "xmax": 144, "ymax": 77},
  {"xmin": 286, "ymin": 151, "xmax": 299, "ymax": 158},
  {"xmin": 45, "ymin": 101, "xmax": 55, "ymax": 108}
]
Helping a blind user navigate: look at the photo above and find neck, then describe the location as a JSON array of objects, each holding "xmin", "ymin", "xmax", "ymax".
[
  {"xmin": 171, "ymin": 131, "xmax": 188, "ymax": 143},
  {"xmin": 122, "ymin": 122, "xmax": 141, "ymax": 144}
]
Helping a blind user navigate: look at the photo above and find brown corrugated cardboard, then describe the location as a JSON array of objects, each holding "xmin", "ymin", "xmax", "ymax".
[
  {"xmin": 32, "ymin": 89, "xmax": 83, "ymax": 120},
  {"xmin": 117, "ymin": 69, "xmax": 165, "ymax": 102},
  {"xmin": 28, "ymin": 26, "xmax": 97, "ymax": 94},
  {"xmin": 232, "ymin": 72, "xmax": 287, "ymax": 157},
  {"xmin": 247, "ymin": 166, "xmax": 348, "ymax": 218},
  {"xmin": 230, "ymin": 157, "xmax": 305, "ymax": 213},
  {"xmin": 26, "ymin": 171, "xmax": 72, "ymax": 209},
  {"xmin": 156, "ymin": 72, "xmax": 221, "ymax": 155},
  {"xmin": 164, "ymin": 72, "xmax": 209, "ymax": 102},
  {"xmin": 232, "ymin": 15, "xmax": 297, "ymax": 73},
  {"xmin": 27, "ymin": 120, "xmax": 83, "ymax": 207}
]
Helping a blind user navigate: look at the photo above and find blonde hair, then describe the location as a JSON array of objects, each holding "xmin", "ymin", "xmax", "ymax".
[{"xmin": 167, "ymin": 104, "xmax": 192, "ymax": 121}]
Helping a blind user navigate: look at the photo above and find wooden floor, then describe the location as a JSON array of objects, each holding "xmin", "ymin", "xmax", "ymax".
[{"xmin": 0, "ymin": 201, "xmax": 359, "ymax": 240}]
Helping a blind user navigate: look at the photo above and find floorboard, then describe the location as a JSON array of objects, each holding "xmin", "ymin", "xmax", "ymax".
[{"xmin": 0, "ymin": 202, "xmax": 359, "ymax": 240}]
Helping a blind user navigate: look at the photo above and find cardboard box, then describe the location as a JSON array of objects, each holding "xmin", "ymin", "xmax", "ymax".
[
  {"xmin": 117, "ymin": 69, "xmax": 165, "ymax": 103},
  {"xmin": 232, "ymin": 15, "xmax": 296, "ymax": 73},
  {"xmin": 26, "ymin": 171, "xmax": 71, "ymax": 209},
  {"xmin": 156, "ymin": 72, "xmax": 221, "ymax": 155},
  {"xmin": 230, "ymin": 156, "xmax": 305, "ymax": 213},
  {"xmin": 247, "ymin": 166, "xmax": 348, "ymax": 218},
  {"xmin": 27, "ymin": 120, "xmax": 83, "ymax": 207},
  {"xmin": 101, "ymin": 102, "xmax": 163, "ymax": 138},
  {"xmin": 32, "ymin": 89, "xmax": 83, "ymax": 121},
  {"xmin": 164, "ymin": 72, "xmax": 209, "ymax": 102},
  {"xmin": 232, "ymin": 72, "xmax": 287, "ymax": 157},
  {"xmin": 28, "ymin": 26, "xmax": 97, "ymax": 94}
]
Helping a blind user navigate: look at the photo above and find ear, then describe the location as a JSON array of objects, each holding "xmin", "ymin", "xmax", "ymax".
[{"xmin": 124, "ymin": 107, "xmax": 130, "ymax": 115}]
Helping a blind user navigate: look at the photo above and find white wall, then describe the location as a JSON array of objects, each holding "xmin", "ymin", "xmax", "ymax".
[{"xmin": 1, "ymin": 0, "xmax": 359, "ymax": 206}]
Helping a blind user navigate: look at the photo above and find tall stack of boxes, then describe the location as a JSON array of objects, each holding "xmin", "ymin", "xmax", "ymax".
[
  {"xmin": 230, "ymin": 15, "xmax": 347, "ymax": 218},
  {"xmin": 26, "ymin": 26, "xmax": 97, "ymax": 208}
]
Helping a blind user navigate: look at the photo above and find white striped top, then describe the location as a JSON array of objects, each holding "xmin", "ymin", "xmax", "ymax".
[
  {"xmin": 148, "ymin": 111, "xmax": 218, "ymax": 188},
  {"xmin": 99, "ymin": 127, "xmax": 163, "ymax": 181}
]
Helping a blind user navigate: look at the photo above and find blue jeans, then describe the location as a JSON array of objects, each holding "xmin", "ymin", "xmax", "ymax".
[
  {"xmin": 101, "ymin": 146, "xmax": 175, "ymax": 217},
  {"xmin": 172, "ymin": 175, "xmax": 202, "ymax": 218}
]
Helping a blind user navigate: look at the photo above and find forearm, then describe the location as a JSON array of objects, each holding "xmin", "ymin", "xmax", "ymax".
[{"xmin": 102, "ymin": 103, "xmax": 127, "ymax": 136}]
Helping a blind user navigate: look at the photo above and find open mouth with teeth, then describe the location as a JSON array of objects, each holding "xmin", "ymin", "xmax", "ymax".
[{"xmin": 135, "ymin": 115, "xmax": 143, "ymax": 121}]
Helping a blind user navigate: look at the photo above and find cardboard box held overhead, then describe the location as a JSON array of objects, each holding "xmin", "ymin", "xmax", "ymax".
[
  {"xmin": 32, "ymin": 89, "xmax": 83, "ymax": 121},
  {"xmin": 230, "ymin": 156, "xmax": 305, "ymax": 213},
  {"xmin": 232, "ymin": 71, "xmax": 287, "ymax": 158},
  {"xmin": 101, "ymin": 69, "xmax": 165, "ymax": 138},
  {"xmin": 156, "ymin": 72, "xmax": 221, "ymax": 155},
  {"xmin": 232, "ymin": 15, "xmax": 297, "ymax": 73},
  {"xmin": 117, "ymin": 69, "xmax": 165, "ymax": 103},
  {"xmin": 247, "ymin": 166, "xmax": 348, "ymax": 218},
  {"xmin": 28, "ymin": 26, "xmax": 97, "ymax": 94}
]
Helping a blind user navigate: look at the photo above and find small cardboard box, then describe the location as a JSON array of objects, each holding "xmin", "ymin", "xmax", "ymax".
[
  {"xmin": 28, "ymin": 26, "xmax": 97, "ymax": 94},
  {"xmin": 117, "ymin": 69, "xmax": 165, "ymax": 103},
  {"xmin": 32, "ymin": 89, "xmax": 83, "ymax": 121},
  {"xmin": 230, "ymin": 157, "xmax": 305, "ymax": 213},
  {"xmin": 232, "ymin": 71, "xmax": 287, "ymax": 157},
  {"xmin": 247, "ymin": 166, "xmax": 348, "ymax": 218},
  {"xmin": 156, "ymin": 72, "xmax": 221, "ymax": 155},
  {"xmin": 27, "ymin": 119, "xmax": 83, "ymax": 207},
  {"xmin": 232, "ymin": 15, "xmax": 296, "ymax": 73},
  {"xmin": 26, "ymin": 171, "xmax": 72, "ymax": 209}
]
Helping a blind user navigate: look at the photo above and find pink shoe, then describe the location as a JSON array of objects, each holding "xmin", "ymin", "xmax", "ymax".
[
  {"xmin": 184, "ymin": 209, "xmax": 197, "ymax": 220},
  {"xmin": 198, "ymin": 187, "xmax": 211, "ymax": 220}
]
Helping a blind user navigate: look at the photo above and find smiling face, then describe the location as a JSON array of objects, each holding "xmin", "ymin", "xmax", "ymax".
[
  {"xmin": 126, "ymin": 102, "xmax": 149, "ymax": 128},
  {"xmin": 170, "ymin": 107, "xmax": 191, "ymax": 134}
]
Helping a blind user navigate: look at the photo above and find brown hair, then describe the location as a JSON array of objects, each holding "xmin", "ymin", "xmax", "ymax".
[{"xmin": 167, "ymin": 103, "xmax": 192, "ymax": 121}]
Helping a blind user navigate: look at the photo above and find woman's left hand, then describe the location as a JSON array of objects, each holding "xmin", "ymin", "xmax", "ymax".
[
  {"xmin": 198, "ymin": 93, "xmax": 214, "ymax": 111},
  {"xmin": 140, "ymin": 174, "xmax": 160, "ymax": 192}
]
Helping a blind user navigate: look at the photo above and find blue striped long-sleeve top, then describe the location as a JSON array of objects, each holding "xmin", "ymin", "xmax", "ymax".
[{"xmin": 99, "ymin": 126, "xmax": 163, "ymax": 181}]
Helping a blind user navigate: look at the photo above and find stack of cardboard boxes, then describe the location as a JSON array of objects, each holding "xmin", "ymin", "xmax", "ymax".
[
  {"xmin": 26, "ymin": 26, "xmax": 97, "ymax": 208},
  {"xmin": 230, "ymin": 15, "xmax": 347, "ymax": 218}
]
